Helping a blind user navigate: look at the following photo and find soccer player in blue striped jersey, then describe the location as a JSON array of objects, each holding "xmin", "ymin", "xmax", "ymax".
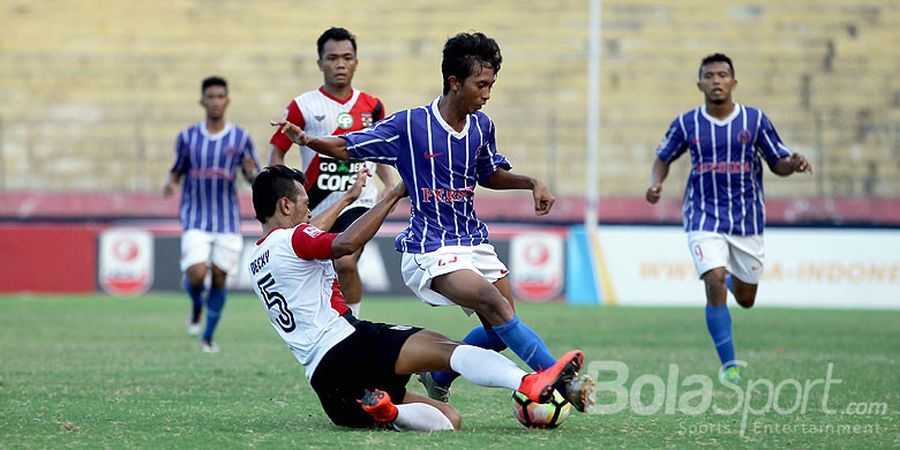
[
  {"xmin": 272, "ymin": 32, "xmax": 594, "ymax": 412},
  {"xmin": 646, "ymin": 54, "xmax": 812, "ymax": 382},
  {"xmin": 164, "ymin": 76, "xmax": 261, "ymax": 353}
]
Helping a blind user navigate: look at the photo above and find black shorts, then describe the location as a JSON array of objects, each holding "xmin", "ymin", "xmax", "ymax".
[
  {"xmin": 329, "ymin": 206, "xmax": 369, "ymax": 233},
  {"xmin": 309, "ymin": 319, "xmax": 422, "ymax": 429}
]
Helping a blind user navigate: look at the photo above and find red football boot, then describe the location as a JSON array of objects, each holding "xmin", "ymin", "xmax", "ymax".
[
  {"xmin": 358, "ymin": 389, "xmax": 399, "ymax": 423},
  {"xmin": 517, "ymin": 349, "xmax": 583, "ymax": 404}
]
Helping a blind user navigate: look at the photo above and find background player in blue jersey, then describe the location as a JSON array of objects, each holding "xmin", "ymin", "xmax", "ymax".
[
  {"xmin": 646, "ymin": 54, "xmax": 812, "ymax": 382},
  {"xmin": 164, "ymin": 76, "xmax": 260, "ymax": 353},
  {"xmin": 272, "ymin": 32, "xmax": 594, "ymax": 412}
]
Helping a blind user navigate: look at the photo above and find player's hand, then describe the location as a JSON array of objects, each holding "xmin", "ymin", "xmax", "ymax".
[
  {"xmin": 163, "ymin": 181, "xmax": 177, "ymax": 198},
  {"xmin": 646, "ymin": 184, "xmax": 662, "ymax": 204},
  {"xmin": 790, "ymin": 153, "xmax": 812, "ymax": 174},
  {"xmin": 270, "ymin": 120, "xmax": 308, "ymax": 146},
  {"xmin": 532, "ymin": 180, "xmax": 555, "ymax": 216},
  {"xmin": 345, "ymin": 168, "xmax": 370, "ymax": 203}
]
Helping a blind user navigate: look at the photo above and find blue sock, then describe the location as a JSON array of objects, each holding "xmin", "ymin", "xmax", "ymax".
[
  {"xmin": 705, "ymin": 304, "xmax": 736, "ymax": 368},
  {"xmin": 725, "ymin": 274, "xmax": 734, "ymax": 296},
  {"xmin": 202, "ymin": 287, "xmax": 227, "ymax": 341},
  {"xmin": 432, "ymin": 326, "xmax": 508, "ymax": 387},
  {"xmin": 183, "ymin": 278, "xmax": 205, "ymax": 323},
  {"xmin": 493, "ymin": 315, "xmax": 556, "ymax": 372}
]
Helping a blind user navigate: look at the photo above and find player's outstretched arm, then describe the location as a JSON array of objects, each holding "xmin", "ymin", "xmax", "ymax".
[
  {"xmin": 163, "ymin": 172, "xmax": 181, "ymax": 198},
  {"xmin": 242, "ymin": 158, "xmax": 259, "ymax": 183},
  {"xmin": 375, "ymin": 164, "xmax": 396, "ymax": 200},
  {"xmin": 270, "ymin": 120, "xmax": 350, "ymax": 160},
  {"xmin": 269, "ymin": 144, "xmax": 287, "ymax": 166},
  {"xmin": 480, "ymin": 169, "xmax": 555, "ymax": 216},
  {"xmin": 309, "ymin": 169, "xmax": 369, "ymax": 231},
  {"xmin": 646, "ymin": 157, "xmax": 670, "ymax": 204},
  {"xmin": 771, "ymin": 153, "xmax": 813, "ymax": 176},
  {"xmin": 331, "ymin": 181, "xmax": 406, "ymax": 258}
]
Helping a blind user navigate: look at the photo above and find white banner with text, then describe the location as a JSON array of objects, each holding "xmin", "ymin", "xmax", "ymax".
[{"xmin": 595, "ymin": 226, "xmax": 899, "ymax": 309}]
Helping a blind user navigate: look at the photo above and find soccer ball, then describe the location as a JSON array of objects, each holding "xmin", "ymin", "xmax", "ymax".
[{"xmin": 511, "ymin": 390, "xmax": 571, "ymax": 429}]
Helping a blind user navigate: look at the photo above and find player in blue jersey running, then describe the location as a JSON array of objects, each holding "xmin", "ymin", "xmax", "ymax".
[
  {"xmin": 272, "ymin": 32, "xmax": 594, "ymax": 411},
  {"xmin": 646, "ymin": 54, "xmax": 812, "ymax": 382},
  {"xmin": 164, "ymin": 76, "xmax": 261, "ymax": 353}
]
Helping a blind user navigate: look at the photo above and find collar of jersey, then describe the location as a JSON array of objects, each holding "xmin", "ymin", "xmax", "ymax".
[
  {"xmin": 319, "ymin": 87, "xmax": 359, "ymax": 105},
  {"xmin": 430, "ymin": 97, "xmax": 469, "ymax": 139},
  {"xmin": 199, "ymin": 121, "xmax": 234, "ymax": 140},
  {"xmin": 700, "ymin": 104, "xmax": 741, "ymax": 127},
  {"xmin": 256, "ymin": 226, "xmax": 286, "ymax": 245}
]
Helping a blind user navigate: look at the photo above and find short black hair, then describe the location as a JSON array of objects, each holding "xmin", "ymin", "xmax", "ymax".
[
  {"xmin": 317, "ymin": 27, "xmax": 357, "ymax": 58},
  {"xmin": 252, "ymin": 165, "xmax": 307, "ymax": 223},
  {"xmin": 201, "ymin": 76, "xmax": 228, "ymax": 94},
  {"xmin": 699, "ymin": 53, "xmax": 735, "ymax": 79},
  {"xmin": 441, "ymin": 32, "xmax": 502, "ymax": 95}
]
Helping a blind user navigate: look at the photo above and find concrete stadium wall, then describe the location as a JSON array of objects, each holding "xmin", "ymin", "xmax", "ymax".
[{"xmin": 0, "ymin": 1, "xmax": 897, "ymax": 198}]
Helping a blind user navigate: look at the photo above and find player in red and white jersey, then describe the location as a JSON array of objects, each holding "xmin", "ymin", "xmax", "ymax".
[
  {"xmin": 270, "ymin": 27, "xmax": 394, "ymax": 318},
  {"xmin": 247, "ymin": 165, "xmax": 590, "ymax": 431}
]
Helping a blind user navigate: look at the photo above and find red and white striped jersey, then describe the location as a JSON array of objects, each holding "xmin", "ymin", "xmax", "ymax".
[
  {"xmin": 270, "ymin": 87, "xmax": 385, "ymax": 215},
  {"xmin": 248, "ymin": 223, "xmax": 354, "ymax": 380}
]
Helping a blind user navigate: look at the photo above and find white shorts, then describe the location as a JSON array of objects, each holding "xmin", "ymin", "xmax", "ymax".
[
  {"xmin": 401, "ymin": 244, "xmax": 509, "ymax": 309},
  {"xmin": 180, "ymin": 229, "xmax": 243, "ymax": 275},
  {"xmin": 687, "ymin": 232, "xmax": 764, "ymax": 284}
]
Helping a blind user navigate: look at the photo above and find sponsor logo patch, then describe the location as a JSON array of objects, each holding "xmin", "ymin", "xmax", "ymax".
[{"xmin": 303, "ymin": 225, "xmax": 325, "ymax": 238}]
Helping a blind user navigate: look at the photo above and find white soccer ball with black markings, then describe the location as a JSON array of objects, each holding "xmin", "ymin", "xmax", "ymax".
[{"xmin": 512, "ymin": 390, "xmax": 571, "ymax": 429}]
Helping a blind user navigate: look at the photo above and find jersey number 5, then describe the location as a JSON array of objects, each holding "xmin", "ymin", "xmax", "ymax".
[{"xmin": 257, "ymin": 273, "xmax": 296, "ymax": 333}]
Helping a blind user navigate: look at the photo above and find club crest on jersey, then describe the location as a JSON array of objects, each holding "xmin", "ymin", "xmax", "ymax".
[
  {"xmin": 223, "ymin": 145, "xmax": 237, "ymax": 156},
  {"xmin": 361, "ymin": 112, "xmax": 373, "ymax": 128},
  {"xmin": 737, "ymin": 129, "xmax": 752, "ymax": 143},
  {"xmin": 336, "ymin": 112, "xmax": 354, "ymax": 129},
  {"xmin": 303, "ymin": 225, "xmax": 325, "ymax": 238}
]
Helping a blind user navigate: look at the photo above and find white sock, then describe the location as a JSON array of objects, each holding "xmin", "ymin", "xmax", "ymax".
[
  {"xmin": 449, "ymin": 345, "xmax": 526, "ymax": 391},
  {"xmin": 347, "ymin": 302, "xmax": 361, "ymax": 317},
  {"xmin": 392, "ymin": 403, "xmax": 455, "ymax": 432}
]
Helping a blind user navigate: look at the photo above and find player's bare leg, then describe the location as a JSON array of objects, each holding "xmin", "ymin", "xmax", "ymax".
[
  {"xmin": 184, "ymin": 262, "xmax": 208, "ymax": 336},
  {"xmin": 703, "ymin": 267, "xmax": 729, "ymax": 307},
  {"xmin": 334, "ymin": 247, "xmax": 363, "ymax": 317},
  {"xmin": 397, "ymin": 329, "xmax": 594, "ymax": 412},
  {"xmin": 492, "ymin": 275, "xmax": 518, "ymax": 312},
  {"xmin": 427, "ymin": 269, "xmax": 595, "ymax": 409},
  {"xmin": 703, "ymin": 267, "xmax": 740, "ymax": 382},
  {"xmin": 430, "ymin": 270, "xmax": 515, "ymax": 326},
  {"xmin": 420, "ymin": 274, "xmax": 516, "ymax": 399},
  {"xmin": 728, "ymin": 274, "xmax": 758, "ymax": 309}
]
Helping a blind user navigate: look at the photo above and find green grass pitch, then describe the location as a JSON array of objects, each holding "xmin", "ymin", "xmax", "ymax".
[{"xmin": 0, "ymin": 294, "xmax": 896, "ymax": 448}]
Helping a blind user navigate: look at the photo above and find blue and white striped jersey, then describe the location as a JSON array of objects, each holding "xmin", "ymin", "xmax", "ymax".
[
  {"xmin": 656, "ymin": 104, "xmax": 791, "ymax": 235},
  {"xmin": 341, "ymin": 98, "xmax": 511, "ymax": 254},
  {"xmin": 171, "ymin": 122, "xmax": 259, "ymax": 233}
]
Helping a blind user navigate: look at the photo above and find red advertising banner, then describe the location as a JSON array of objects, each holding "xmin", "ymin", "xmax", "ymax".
[{"xmin": 0, "ymin": 224, "xmax": 99, "ymax": 293}]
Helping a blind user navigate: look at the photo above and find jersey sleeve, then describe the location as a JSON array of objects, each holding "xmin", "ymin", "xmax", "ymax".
[
  {"xmin": 170, "ymin": 130, "xmax": 190, "ymax": 174},
  {"xmin": 373, "ymin": 99, "xmax": 385, "ymax": 121},
  {"xmin": 291, "ymin": 224, "xmax": 338, "ymax": 260},
  {"xmin": 342, "ymin": 111, "xmax": 403, "ymax": 165},
  {"xmin": 474, "ymin": 119, "xmax": 512, "ymax": 184},
  {"xmin": 270, "ymin": 101, "xmax": 306, "ymax": 152},
  {"xmin": 755, "ymin": 112, "xmax": 792, "ymax": 167},
  {"xmin": 655, "ymin": 117, "xmax": 689, "ymax": 163}
]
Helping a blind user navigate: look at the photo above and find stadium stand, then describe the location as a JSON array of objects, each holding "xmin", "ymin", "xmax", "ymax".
[{"xmin": 0, "ymin": 0, "xmax": 897, "ymax": 204}]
